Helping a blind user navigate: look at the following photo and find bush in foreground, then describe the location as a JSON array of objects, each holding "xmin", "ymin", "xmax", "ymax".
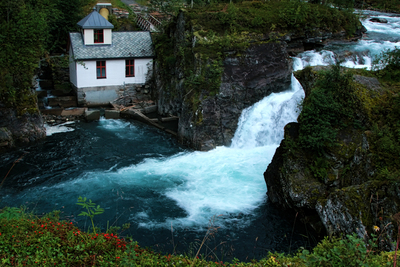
[{"xmin": 0, "ymin": 207, "xmax": 397, "ymax": 266}]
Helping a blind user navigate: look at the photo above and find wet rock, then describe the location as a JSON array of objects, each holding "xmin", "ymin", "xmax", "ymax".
[
  {"xmin": 353, "ymin": 75, "xmax": 382, "ymax": 93},
  {"xmin": 0, "ymin": 105, "xmax": 46, "ymax": 152},
  {"xmin": 85, "ymin": 110, "xmax": 101, "ymax": 121},
  {"xmin": 370, "ymin": 17, "xmax": 388, "ymax": 23},
  {"xmin": 105, "ymin": 110, "xmax": 120, "ymax": 119}
]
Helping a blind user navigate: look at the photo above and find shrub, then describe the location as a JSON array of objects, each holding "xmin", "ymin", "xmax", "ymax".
[
  {"xmin": 373, "ymin": 47, "xmax": 400, "ymax": 82},
  {"xmin": 297, "ymin": 62, "xmax": 361, "ymax": 153},
  {"xmin": 300, "ymin": 234, "xmax": 395, "ymax": 267}
]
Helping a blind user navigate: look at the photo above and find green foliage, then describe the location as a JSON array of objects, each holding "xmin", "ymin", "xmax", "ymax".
[
  {"xmin": 0, "ymin": 207, "xmax": 29, "ymax": 221},
  {"xmin": 367, "ymin": 90, "xmax": 400, "ymax": 177},
  {"xmin": 372, "ymin": 47, "xmax": 400, "ymax": 82},
  {"xmin": 184, "ymin": 0, "xmax": 360, "ymax": 36},
  {"xmin": 0, "ymin": 0, "xmax": 92, "ymax": 112},
  {"xmin": 108, "ymin": 13, "xmax": 139, "ymax": 31},
  {"xmin": 0, "ymin": 207, "xmax": 397, "ymax": 266},
  {"xmin": 76, "ymin": 196, "xmax": 104, "ymax": 235},
  {"xmin": 298, "ymin": 62, "xmax": 362, "ymax": 153},
  {"xmin": 148, "ymin": 0, "xmax": 186, "ymax": 17},
  {"xmin": 309, "ymin": 157, "xmax": 329, "ymax": 180},
  {"xmin": 300, "ymin": 233, "xmax": 394, "ymax": 267},
  {"xmin": 0, "ymin": 207, "xmax": 129, "ymax": 266}
]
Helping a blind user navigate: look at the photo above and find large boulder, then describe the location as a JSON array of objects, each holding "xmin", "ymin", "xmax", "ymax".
[{"xmin": 0, "ymin": 105, "xmax": 46, "ymax": 152}]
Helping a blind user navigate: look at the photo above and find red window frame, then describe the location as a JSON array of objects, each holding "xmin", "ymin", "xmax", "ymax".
[
  {"xmin": 125, "ymin": 59, "xmax": 135, "ymax": 77},
  {"xmin": 94, "ymin": 29, "xmax": 104, "ymax": 43},
  {"xmin": 96, "ymin": 61, "xmax": 106, "ymax": 79}
]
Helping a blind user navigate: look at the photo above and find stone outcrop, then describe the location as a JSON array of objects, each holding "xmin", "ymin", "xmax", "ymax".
[
  {"xmin": 264, "ymin": 67, "xmax": 400, "ymax": 249},
  {"xmin": 156, "ymin": 12, "xmax": 292, "ymax": 150},
  {"xmin": 155, "ymin": 10, "xmax": 365, "ymax": 150},
  {"xmin": 0, "ymin": 101, "xmax": 46, "ymax": 152},
  {"xmin": 177, "ymin": 42, "xmax": 292, "ymax": 150}
]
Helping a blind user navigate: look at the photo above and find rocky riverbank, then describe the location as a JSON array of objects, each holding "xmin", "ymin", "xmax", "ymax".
[
  {"xmin": 264, "ymin": 66, "xmax": 400, "ymax": 249},
  {"xmin": 0, "ymin": 105, "xmax": 46, "ymax": 152}
]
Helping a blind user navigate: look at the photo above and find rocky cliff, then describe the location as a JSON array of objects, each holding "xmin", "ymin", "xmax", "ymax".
[
  {"xmin": 154, "ymin": 5, "xmax": 364, "ymax": 150},
  {"xmin": 264, "ymin": 66, "xmax": 400, "ymax": 249},
  {"xmin": 171, "ymin": 40, "xmax": 292, "ymax": 150},
  {"xmin": 0, "ymin": 98, "xmax": 46, "ymax": 152},
  {"xmin": 155, "ymin": 13, "xmax": 293, "ymax": 150}
]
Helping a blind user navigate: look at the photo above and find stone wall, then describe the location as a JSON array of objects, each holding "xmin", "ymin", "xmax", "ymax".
[{"xmin": 74, "ymin": 83, "xmax": 151, "ymax": 107}]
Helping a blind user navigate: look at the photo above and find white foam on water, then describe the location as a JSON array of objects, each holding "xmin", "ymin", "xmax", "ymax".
[
  {"xmin": 296, "ymin": 50, "xmax": 336, "ymax": 68},
  {"xmin": 45, "ymin": 122, "xmax": 75, "ymax": 136},
  {"xmin": 44, "ymin": 11, "xmax": 400, "ymax": 230},
  {"xmin": 362, "ymin": 15, "xmax": 400, "ymax": 39},
  {"xmin": 46, "ymin": 73, "xmax": 304, "ymax": 229}
]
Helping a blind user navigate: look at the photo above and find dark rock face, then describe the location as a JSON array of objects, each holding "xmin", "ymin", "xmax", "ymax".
[
  {"xmin": 265, "ymin": 122, "xmax": 328, "ymax": 211},
  {"xmin": 264, "ymin": 68, "xmax": 400, "ymax": 248},
  {"xmin": 0, "ymin": 105, "xmax": 46, "ymax": 152},
  {"xmin": 178, "ymin": 43, "xmax": 292, "ymax": 150},
  {"xmin": 156, "ymin": 13, "xmax": 292, "ymax": 150}
]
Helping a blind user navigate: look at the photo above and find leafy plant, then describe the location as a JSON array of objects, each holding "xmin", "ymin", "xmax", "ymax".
[
  {"xmin": 0, "ymin": 206, "xmax": 398, "ymax": 266},
  {"xmin": 301, "ymin": 234, "xmax": 372, "ymax": 267},
  {"xmin": 76, "ymin": 196, "xmax": 104, "ymax": 235},
  {"xmin": 372, "ymin": 47, "xmax": 400, "ymax": 82},
  {"xmin": 297, "ymin": 61, "xmax": 361, "ymax": 153}
]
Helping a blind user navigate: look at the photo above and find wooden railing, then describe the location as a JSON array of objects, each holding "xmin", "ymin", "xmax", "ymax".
[{"xmin": 136, "ymin": 14, "xmax": 151, "ymax": 31}]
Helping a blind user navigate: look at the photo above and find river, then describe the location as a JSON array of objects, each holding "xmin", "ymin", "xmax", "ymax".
[{"xmin": 0, "ymin": 10, "xmax": 399, "ymax": 261}]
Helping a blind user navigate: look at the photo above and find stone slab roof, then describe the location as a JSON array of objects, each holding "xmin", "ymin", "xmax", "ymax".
[
  {"xmin": 69, "ymin": 32, "xmax": 155, "ymax": 60},
  {"xmin": 77, "ymin": 10, "xmax": 114, "ymax": 29}
]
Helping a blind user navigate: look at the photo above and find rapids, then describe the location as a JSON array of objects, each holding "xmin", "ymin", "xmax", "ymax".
[{"xmin": 0, "ymin": 9, "xmax": 399, "ymax": 261}]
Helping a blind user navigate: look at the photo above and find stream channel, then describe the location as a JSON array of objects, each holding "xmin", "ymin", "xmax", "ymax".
[{"xmin": 0, "ymin": 10, "xmax": 399, "ymax": 262}]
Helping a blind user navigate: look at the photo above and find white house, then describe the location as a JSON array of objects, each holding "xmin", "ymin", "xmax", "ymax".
[{"xmin": 69, "ymin": 9, "xmax": 154, "ymax": 106}]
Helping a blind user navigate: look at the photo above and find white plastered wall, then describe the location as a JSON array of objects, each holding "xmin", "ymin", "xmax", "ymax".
[
  {"xmin": 75, "ymin": 58, "xmax": 153, "ymax": 88},
  {"xmin": 69, "ymin": 46, "xmax": 77, "ymax": 86}
]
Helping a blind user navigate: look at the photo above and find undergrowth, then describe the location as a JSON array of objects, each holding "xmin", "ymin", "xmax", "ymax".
[
  {"xmin": 0, "ymin": 206, "xmax": 398, "ymax": 266},
  {"xmin": 297, "ymin": 61, "xmax": 364, "ymax": 154}
]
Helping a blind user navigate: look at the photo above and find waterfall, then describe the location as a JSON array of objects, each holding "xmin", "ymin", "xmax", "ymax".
[{"xmin": 1, "ymin": 10, "xmax": 399, "ymax": 259}]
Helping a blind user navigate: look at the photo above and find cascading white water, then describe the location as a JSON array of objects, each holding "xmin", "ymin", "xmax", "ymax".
[
  {"xmin": 19, "ymin": 10, "xmax": 400, "ymax": 231},
  {"xmin": 55, "ymin": 80, "xmax": 304, "ymax": 229}
]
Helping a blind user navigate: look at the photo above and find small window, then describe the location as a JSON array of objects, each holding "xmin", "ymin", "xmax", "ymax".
[
  {"xmin": 94, "ymin": 29, "xmax": 104, "ymax": 43},
  {"xmin": 96, "ymin": 61, "xmax": 106, "ymax": 79},
  {"xmin": 126, "ymin": 59, "xmax": 135, "ymax": 77}
]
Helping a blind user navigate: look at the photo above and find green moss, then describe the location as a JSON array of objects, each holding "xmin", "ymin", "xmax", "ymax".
[{"xmin": 16, "ymin": 90, "xmax": 40, "ymax": 115}]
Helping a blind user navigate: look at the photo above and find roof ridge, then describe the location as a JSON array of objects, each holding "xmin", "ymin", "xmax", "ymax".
[{"xmin": 77, "ymin": 10, "xmax": 114, "ymax": 29}]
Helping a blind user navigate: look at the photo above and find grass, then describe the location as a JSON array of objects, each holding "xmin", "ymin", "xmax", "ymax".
[{"xmin": 0, "ymin": 207, "xmax": 398, "ymax": 266}]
